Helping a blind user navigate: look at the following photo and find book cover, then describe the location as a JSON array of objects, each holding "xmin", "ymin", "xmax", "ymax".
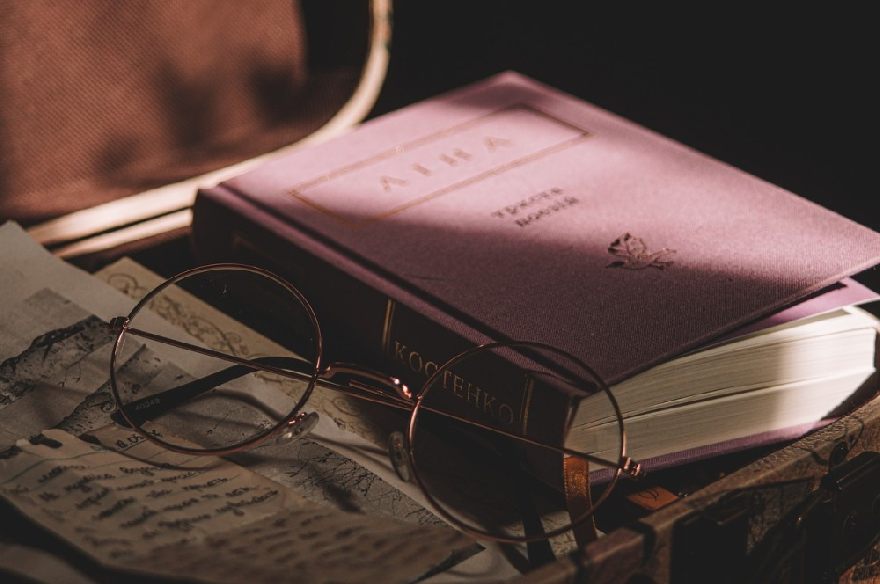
[{"xmin": 192, "ymin": 72, "xmax": 880, "ymax": 442}]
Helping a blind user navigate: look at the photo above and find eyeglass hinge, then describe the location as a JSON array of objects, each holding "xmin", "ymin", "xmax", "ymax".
[
  {"xmin": 109, "ymin": 316, "xmax": 129, "ymax": 333},
  {"xmin": 621, "ymin": 457, "xmax": 643, "ymax": 479}
]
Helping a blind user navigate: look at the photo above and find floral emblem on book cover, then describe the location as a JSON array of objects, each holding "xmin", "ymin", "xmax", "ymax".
[{"xmin": 606, "ymin": 233, "xmax": 676, "ymax": 270}]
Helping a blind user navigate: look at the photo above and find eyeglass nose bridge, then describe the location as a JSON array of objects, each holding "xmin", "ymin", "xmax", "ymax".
[{"xmin": 319, "ymin": 363, "xmax": 413, "ymax": 403}]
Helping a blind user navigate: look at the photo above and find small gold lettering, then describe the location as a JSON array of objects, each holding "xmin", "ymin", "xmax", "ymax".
[
  {"xmin": 452, "ymin": 374, "xmax": 465, "ymax": 398},
  {"xmin": 482, "ymin": 393, "xmax": 497, "ymax": 416},
  {"xmin": 411, "ymin": 163, "xmax": 432, "ymax": 176},
  {"xmin": 466, "ymin": 383, "xmax": 481, "ymax": 408},
  {"xmin": 498, "ymin": 404, "xmax": 515, "ymax": 424},
  {"xmin": 408, "ymin": 351, "xmax": 423, "ymax": 373},
  {"xmin": 389, "ymin": 339, "xmax": 519, "ymax": 426},
  {"xmin": 380, "ymin": 175, "xmax": 408, "ymax": 191},
  {"xmin": 394, "ymin": 341, "xmax": 407, "ymax": 363},
  {"xmin": 438, "ymin": 148, "xmax": 472, "ymax": 167},
  {"xmin": 484, "ymin": 136, "xmax": 512, "ymax": 151}
]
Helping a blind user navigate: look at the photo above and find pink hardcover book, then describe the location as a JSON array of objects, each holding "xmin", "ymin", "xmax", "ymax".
[{"xmin": 193, "ymin": 72, "xmax": 880, "ymax": 465}]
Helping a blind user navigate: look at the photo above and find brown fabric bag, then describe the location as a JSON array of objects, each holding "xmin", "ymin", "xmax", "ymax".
[{"xmin": 0, "ymin": 0, "xmax": 363, "ymax": 224}]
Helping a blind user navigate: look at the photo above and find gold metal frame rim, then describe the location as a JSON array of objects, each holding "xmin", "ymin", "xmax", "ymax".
[
  {"xmin": 108, "ymin": 263, "xmax": 324, "ymax": 457},
  {"xmin": 406, "ymin": 340, "xmax": 629, "ymax": 544}
]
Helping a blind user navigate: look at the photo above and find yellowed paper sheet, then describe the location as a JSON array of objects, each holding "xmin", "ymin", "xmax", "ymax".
[{"xmin": 0, "ymin": 427, "xmax": 470, "ymax": 584}]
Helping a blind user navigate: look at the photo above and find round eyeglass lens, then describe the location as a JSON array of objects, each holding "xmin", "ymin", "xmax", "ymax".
[
  {"xmin": 110, "ymin": 265, "xmax": 321, "ymax": 453},
  {"xmin": 408, "ymin": 342, "xmax": 626, "ymax": 542}
]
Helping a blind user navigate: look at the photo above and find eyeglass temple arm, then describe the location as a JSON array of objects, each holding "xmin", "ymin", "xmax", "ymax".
[
  {"xmin": 113, "ymin": 325, "xmax": 413, "ymax": 428},
  {"xmin": 114, "ymin": 325, "xmax": 640, "ymax": 476},
  {"xmin": 111, "ymin": 354, "xmax": 313, "ymax": 428},
  {"xmin": 414, "ymin": 403, "xmax": 641, "ymax": 476}
]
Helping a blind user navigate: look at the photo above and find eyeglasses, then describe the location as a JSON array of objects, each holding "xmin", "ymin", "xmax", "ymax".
[{"xmin": 108, "ymin": 263, "xmax": 641, "ymax": 543}]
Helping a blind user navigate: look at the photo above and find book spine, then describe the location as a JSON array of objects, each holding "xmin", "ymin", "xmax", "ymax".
[
  {"xmin": 192, "ymin": 184, "xmax": 391, "ymax": 369},
  {"xmin": 191, "ymin": 185, "xmax": 550, "ymax": 443}
]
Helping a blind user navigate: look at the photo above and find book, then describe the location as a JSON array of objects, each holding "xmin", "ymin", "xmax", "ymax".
[{"xmin": 191, "ymin": 72, "xmax": 880, "ymax": 469}]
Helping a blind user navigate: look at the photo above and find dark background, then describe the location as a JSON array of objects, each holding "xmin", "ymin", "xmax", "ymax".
[{"xmin": 369, "ymin": 5, "xmax": 878, "ymax": 285}]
